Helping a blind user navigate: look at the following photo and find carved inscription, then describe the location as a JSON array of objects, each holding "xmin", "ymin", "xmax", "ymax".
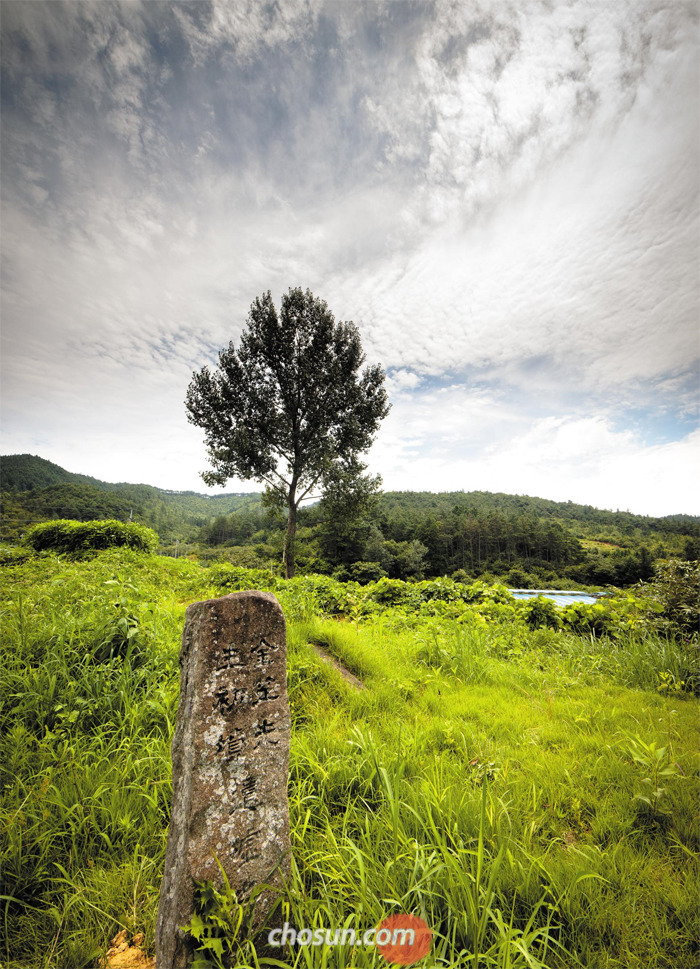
[
  {"xmin": 231, "ymin": 828, "xmax": 263, "ymax": 863},
  {"xmin": 156, "ymin": 591, "xmax": 291, "ymax": 969},
  {"xmin": 215, "ymin": 728, "xmax": 246, "ymax": 759},
  {"xmin": 209, "ymin": 632, "xmax": 286, "ymax": 867}
]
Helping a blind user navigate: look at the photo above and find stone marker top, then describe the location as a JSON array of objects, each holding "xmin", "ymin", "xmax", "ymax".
[{"xmin": 156, "ymin": 590, "xmax": 291, "ymax": 969}]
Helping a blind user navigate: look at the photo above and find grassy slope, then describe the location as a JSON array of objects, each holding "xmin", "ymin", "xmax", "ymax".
[{"xmin": 1, "ymin": 551, "xmax": 698, "ymax": 968}]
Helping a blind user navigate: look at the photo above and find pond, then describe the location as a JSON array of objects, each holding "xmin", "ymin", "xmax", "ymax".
[{"xmin": 507, "ymin": 589, "xmax": 599, "ymax": 606}]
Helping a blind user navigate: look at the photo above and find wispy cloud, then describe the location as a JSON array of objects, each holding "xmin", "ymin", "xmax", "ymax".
[{"xmin": 1, "ymin": 0, "xmax": 697, "ymax": 512}]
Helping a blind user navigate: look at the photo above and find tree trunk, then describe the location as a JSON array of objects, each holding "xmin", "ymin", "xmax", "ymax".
[{"xmin": 284, "ymin": 489, "xmax": 297, "ymax": 579}]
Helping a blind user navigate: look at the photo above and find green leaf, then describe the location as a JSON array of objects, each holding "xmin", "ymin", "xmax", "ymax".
[
  {"xmin": 186, "ymin": 912, "xmax": 205, "ymax": 941},
  {"xmin": 201, "ymin": 937, "xmax": 225, "ymax": 959}
]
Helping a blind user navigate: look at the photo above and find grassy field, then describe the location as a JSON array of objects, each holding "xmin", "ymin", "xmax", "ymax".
[{"xmin": 1, "ymin": 549, "xmax": 698, "ymax": 968}]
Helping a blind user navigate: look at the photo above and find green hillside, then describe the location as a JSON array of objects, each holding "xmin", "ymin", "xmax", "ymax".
[
  {"xmin": 1, "ymin": 454, "xmax": 698, "ymax": 587},
  {"xmin": 0, "ymin": 454, "xmax": 262, "ymax": 543},
  {"xmin": 0, "ymin": 453, "xmax": 102, "ymax": 491}
]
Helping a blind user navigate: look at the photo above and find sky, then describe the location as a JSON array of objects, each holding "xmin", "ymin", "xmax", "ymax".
[{"xmin": 1, "ymin": 0, "xmax": 698, "ymax": 516}]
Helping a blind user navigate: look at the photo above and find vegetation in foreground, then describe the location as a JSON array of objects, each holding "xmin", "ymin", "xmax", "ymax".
[{"xmin": 1, "ymin": 548, "xmax": 698, "ymax": 968}]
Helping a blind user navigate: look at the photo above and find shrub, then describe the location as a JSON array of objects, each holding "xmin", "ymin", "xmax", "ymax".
[
  {"xmin": 208, "ymin": 563, "xmax": 278, "ymax": 592},
  {"xmin": 365, "ymin": 576, "xmax": 423, "ymax": 608},
  {"xmin": 417, "ymin": 578, "xmax": 463, "ymax": 602},
  {"xmin": 503, "ymin": 567, "xmax": 534, "ymax": 589},
  {"xmin": 520, "ymin": 595, "xmax": 561, "ymax": 630},
  {"xmin": 638, "ymin": 559, "xmax": 700, "ymax": 636},
  {"xmin": 451, "ymin": 568, "xmax": 472, "ymax": 584},
  {"xmin": 345, "ymin": 561, "xmax": 388, "ymax": 585},
  {"xmin": 560, "ymin": 600, "xmax": 618, "ymax": 638},
  {"xmin": 23, "ymin": 519, "xmax": 158, "ymax": 554},
  {"xmin": 292, "ymin": 574, "xmax": 356, "ymax": 616},
  {"xmin": 461, "ymin": 580, "xmax": 515, "ymax": 605},
  {"xmin": 0, "ymin": 544, "xmax": 33, "ymax": 565}
]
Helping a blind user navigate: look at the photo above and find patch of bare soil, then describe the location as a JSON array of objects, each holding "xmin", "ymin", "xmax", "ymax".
[
  {"xmin": 101, "ymin": 930, "xmax": 155, "ymax": 969},
  {"xmin": 310, "ymin": 643, "xmax": 365, "ymax": 690}
]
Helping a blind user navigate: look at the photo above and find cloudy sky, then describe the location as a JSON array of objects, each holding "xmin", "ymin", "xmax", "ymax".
[{"xmin": 1, "ymin": 0, "xmax": 698, "ymax": 515}]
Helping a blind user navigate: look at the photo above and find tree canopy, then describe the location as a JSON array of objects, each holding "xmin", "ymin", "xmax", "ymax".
[{"xmin": 185, "ymin": 287, "xmax": 390, "ymax": 576}]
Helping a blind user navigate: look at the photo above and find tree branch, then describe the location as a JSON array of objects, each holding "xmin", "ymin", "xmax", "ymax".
[
  {"xmin": 297, "ymin": 472, "xmax": 324, "ymax": 504},
  {"xmin": 260, "ymin": 472, "xmax": 289, "ymax": 495}
]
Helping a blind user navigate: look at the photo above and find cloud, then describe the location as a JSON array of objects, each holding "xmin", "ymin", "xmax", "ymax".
[
  {"xmin": 385, "ymin": 369, "xmax": 424, "ymax": 396},
  {"xmin": 370, "ymin": 397, "xmax": 700, "ymax": 516},
  {"xmin": 331, "ymin": 30, "xmax": 699, "ymax": 403},
  {"xmin": 1, "ymin": 0, "xmax": 697, "ymax": 514}
]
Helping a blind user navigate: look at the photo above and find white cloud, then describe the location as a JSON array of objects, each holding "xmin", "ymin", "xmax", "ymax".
[
  {"xmin": 385, "ymin": 369, "xmax": 424, "ymax": 396},
  {"xmin": 1, "ymin": 0, "xmax": 697, "ymax": 515},
  {"xmin": 332, "ymin": 31, "xmax": 699, "ymax": 401},
  {"xmin": 371, "ymin": 405, "xmax": 700, "ymax": 516}
]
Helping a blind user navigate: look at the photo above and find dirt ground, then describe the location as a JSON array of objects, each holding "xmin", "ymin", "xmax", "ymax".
[{"xmin": 102, "ymin": 930, "xmax": 155, "ymax": 969}]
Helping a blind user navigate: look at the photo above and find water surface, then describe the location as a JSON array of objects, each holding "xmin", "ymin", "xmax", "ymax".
[{"xmin": 507, "ymin": 589, "xmax": 598, "ymax": 606}]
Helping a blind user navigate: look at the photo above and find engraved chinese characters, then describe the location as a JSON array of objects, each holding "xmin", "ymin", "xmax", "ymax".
[{"xmin": 156, "ymin": 591, "xmax": 291, "ymax": 969}]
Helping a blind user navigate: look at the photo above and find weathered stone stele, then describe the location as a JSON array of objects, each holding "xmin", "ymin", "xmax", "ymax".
[{"xmin": 156, "ymin": 591, "xmax": 291, "ymax": 968}]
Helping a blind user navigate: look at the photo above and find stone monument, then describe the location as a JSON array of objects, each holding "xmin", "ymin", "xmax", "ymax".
[{"xmin": 156, "ymin": 591, "xmax": 291, "ymax": 968}]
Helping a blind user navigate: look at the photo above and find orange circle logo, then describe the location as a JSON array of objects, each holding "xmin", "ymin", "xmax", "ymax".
[{"xmin": 376, "ymin": 913, "xmax": 432, "ymax": 965}]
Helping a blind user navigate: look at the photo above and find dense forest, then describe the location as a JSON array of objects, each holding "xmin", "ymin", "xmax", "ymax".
[{"xmin": 2, "ymin": 453, "xmax": 698, "ymax": 588}]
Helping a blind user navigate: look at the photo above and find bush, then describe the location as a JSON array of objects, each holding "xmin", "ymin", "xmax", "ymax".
[
  {"xmin": 365, "ymin": 576, "xmax": 423, "ymax": 608},
  {"xmin": 292, "ymin": 574, "xmax": 356, "ymax": 616},
  {"xmin": 451, "ymin": 569, "xmax": 473, "ymax": 584},
  {"xmin": 344, "ymin": 561, "xmax": 388, "ymax": 585},
  {"xmin": 460, "ymin": 580, "xmax": 515, "ymax": 605},
  {"xmin": 503, "ymin": 567, "xmax": 534, "ymax": 589},
  {"xmin": 520, "ymin": 595, "xmax": 561, "ymax": 630},
  {"xmin": 638, "ymin": 559, "xmax": 700, "ymax": 636},
  {"xmin": 560, "ymin": 600, "xmax": 617, "ymax": 637},
  {"xmin": 208, "ymin": 563, "xmax": 279, "ymax": 592},
  {"xmin": 417, "ymin": 578, "xmax": 463, "ymax": 602},
  {"xmin": 23, "ymin": 519, "xmax": 158, "ymax": 554}
]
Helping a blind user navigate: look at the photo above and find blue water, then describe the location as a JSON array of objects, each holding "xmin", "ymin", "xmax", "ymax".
[{"xmin": 507, "ymin": 589, "xmax": 598, "ymax": 606}]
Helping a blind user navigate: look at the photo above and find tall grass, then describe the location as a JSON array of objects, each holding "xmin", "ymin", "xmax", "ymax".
[{"xmin": 1, "ymin": 552, "xmax": 698, "ymax": 967}]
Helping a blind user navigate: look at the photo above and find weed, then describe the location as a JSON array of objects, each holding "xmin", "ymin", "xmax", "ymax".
[{"xmin": 623, "ymin": 733, "xmax": 685, "ymax": 826}]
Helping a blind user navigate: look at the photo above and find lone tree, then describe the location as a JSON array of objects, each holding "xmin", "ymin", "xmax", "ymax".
[{"xmin": 185, "ymin": 287, "xmax": 390, "ymax": 578}]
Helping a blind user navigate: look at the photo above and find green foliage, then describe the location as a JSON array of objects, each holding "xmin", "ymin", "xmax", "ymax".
[
  {"xmin": 522, "ymin": 595, "xmax": 561, "ymax": 630},
  {"xmin": 638, "ymin": 559, "xmax": 700, "ymax": 636},
  {"xmin": 334, "ymin": 560, "xmax": 387, "ymax": 584},
  {"xmin": 0, "ymin": 452, "xmax": 103, "ymax": 491},
  {"xmin": 2, "ymin": 549, "xmax": 699, "ymax": 968},
  {"xmin": 0, "ymin": 453, "xmax": 261, "ymax": 544},
  {"xmin": 365, "ymin": 576, "xmax": 424, "ymax": 608},
  {"xmin": 316, "ymin": 455, "xmax": 382, "ymax": 566},
  {"xmin": 24, "ymin": 519, "xmax": 158, "ymax": 554},
  {"xmin": 3, "ymin": 483, "xmax": 137, "ymax": 527},
  {"xmin": 208, "ymin": 563, "xmax": 280, "ymax": 592},
  {"xmin": 0, "ymin": 543, "xmax": 33, "ymax": 565},
  {"xmin": 623, "ymin": 734, "xmax": 684, "ymax": 825},
  {"xmin": 198, "ymin": 506, "xmax": 268, "ymax": 546},
  {"xmin": 5, "ymin": 456, "xmax": 698, "ymax": 589},
  {"xmin": 181, "ymin": 870, "xmax": 253, "ymax": 969}
]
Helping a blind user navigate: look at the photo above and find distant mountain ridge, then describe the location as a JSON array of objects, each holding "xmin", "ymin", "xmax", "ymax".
[
  {"xmin": 1, "ymin": 453, "xmax": 105, "ymax": 492},
  {"xmin": 0, "ymin": 454, "xmax": 261, "ymax": 543},
  {"xmin": 1, "ymin": 453, "xmax": 698, "ymax": 553},
  {"xmin": 0, "ymin": 453, "xmax": 245, "ymax": 497}
]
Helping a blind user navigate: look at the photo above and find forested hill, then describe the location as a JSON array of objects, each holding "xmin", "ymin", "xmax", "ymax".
[
  {"xmin": 2, "ymin": 454, "xmax": 698, "ymax": 586},
  {"xmin": 0, "ymin": 454, "xmax": 260, "ymax": 543},
  {"xmin": 374, "ymin": 491, "xmax": 700, "ymax": 537}
]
